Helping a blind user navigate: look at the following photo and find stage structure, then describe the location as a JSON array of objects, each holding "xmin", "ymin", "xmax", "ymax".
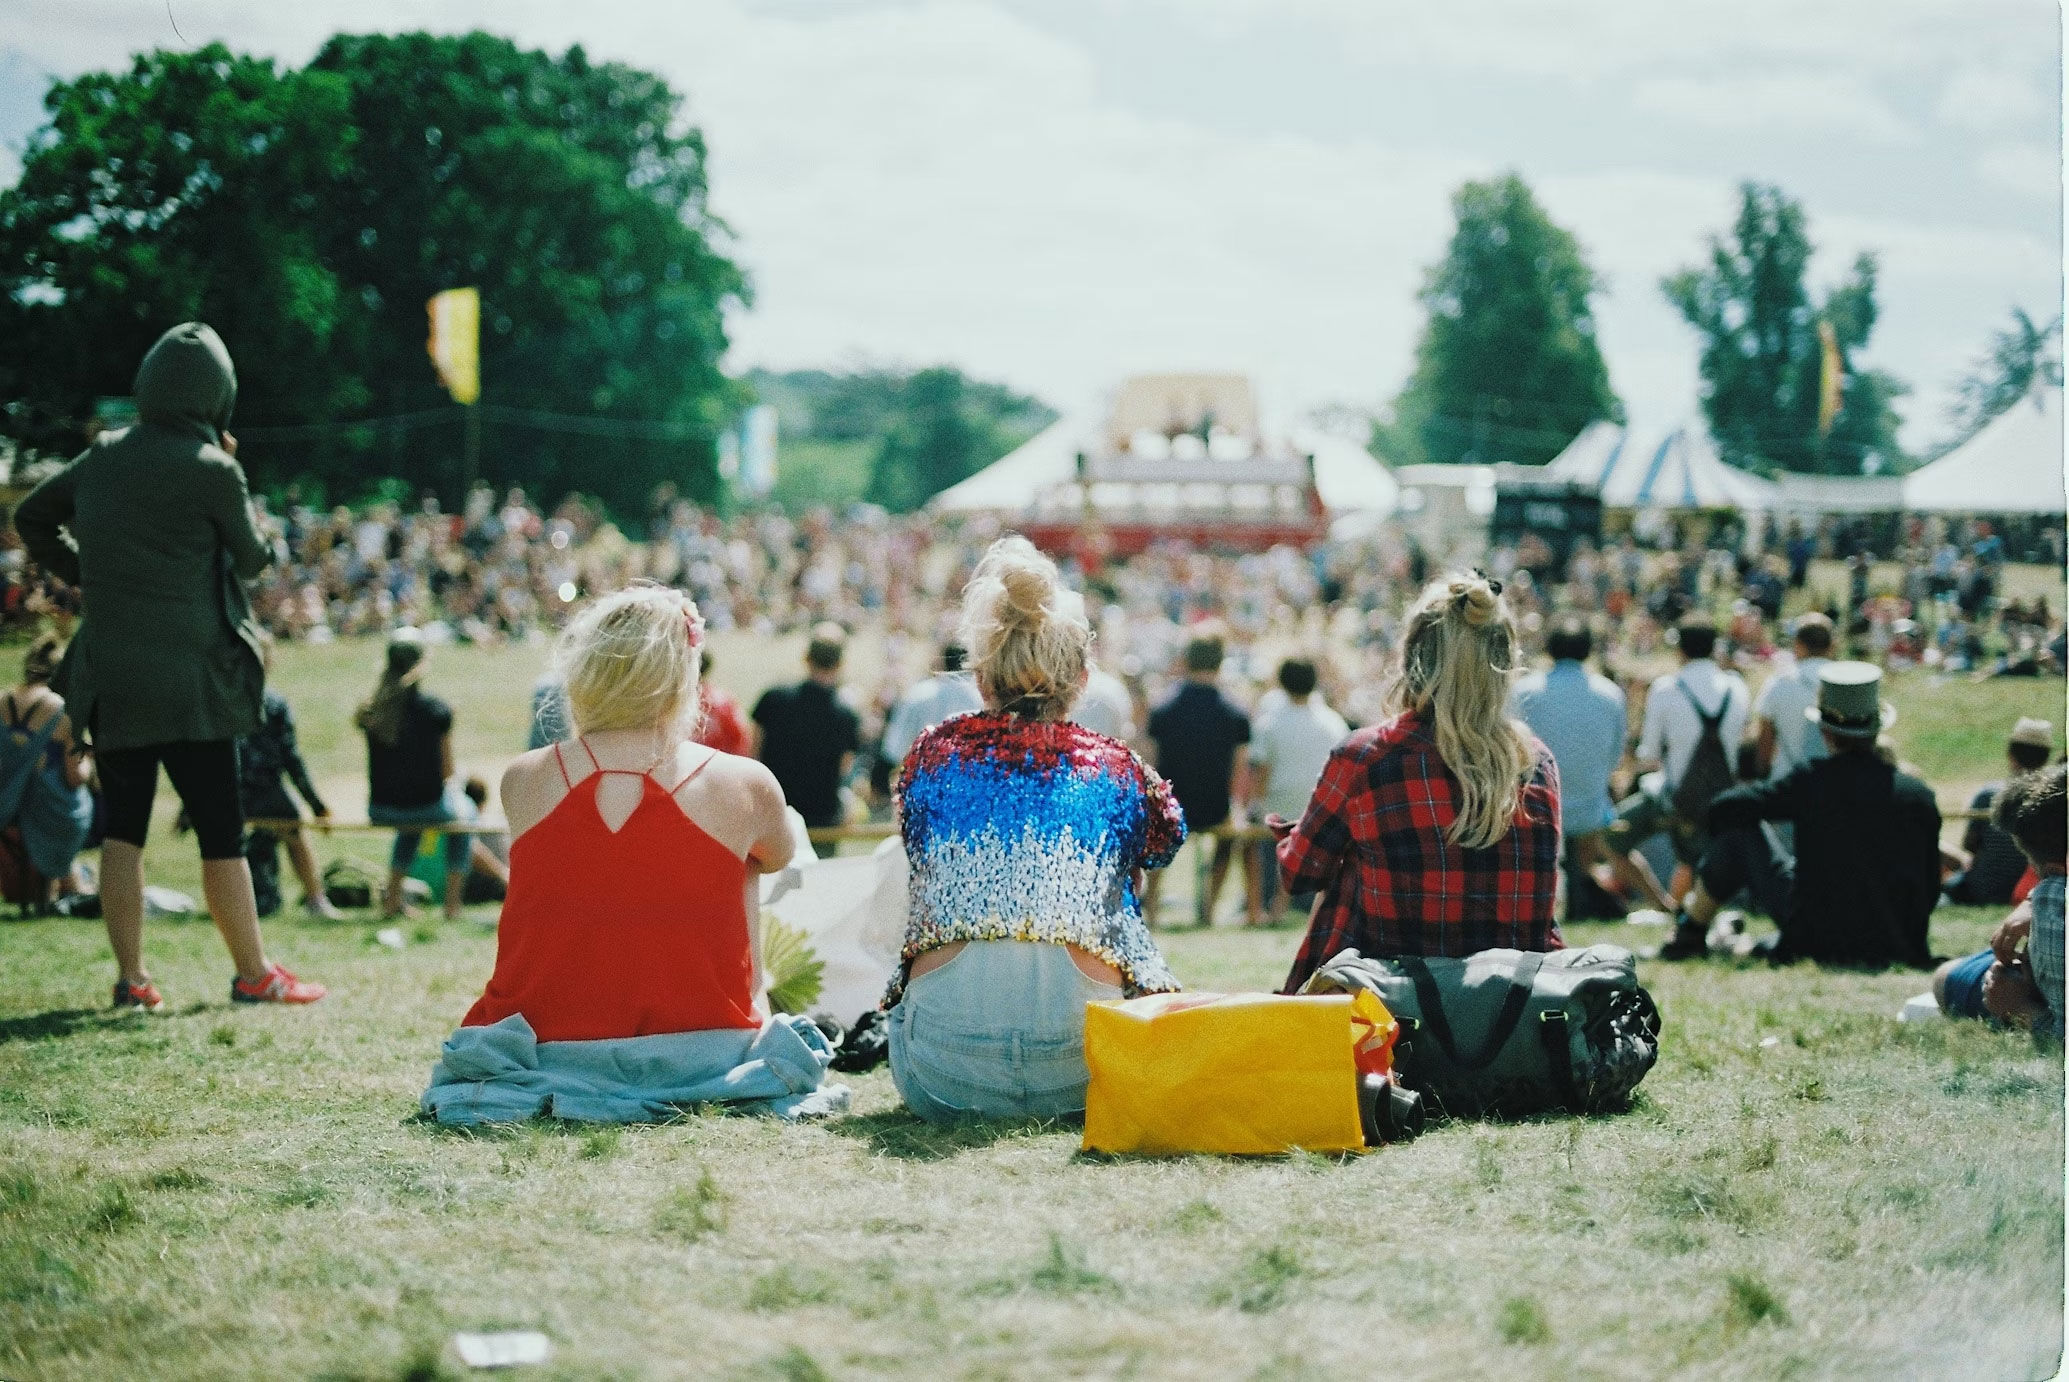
[{"xmin": 932, "ymin": 373, "xmax": 1397, "ymax": 558}]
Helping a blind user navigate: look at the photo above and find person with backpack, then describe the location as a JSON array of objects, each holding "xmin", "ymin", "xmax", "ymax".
[
  {"xmin": 1615, "ymin": 614, "xmax": 1748, "ymax": 958},
  {"xmin": 1671, "ymin": 663, "xmax": 1939, "ymax": 968},
  {"xmin": 12, "ymin": 322, "xmax": 325, "ymax": 1009},
  {"xmin": 0, "ymin": 632, "xmax": 94, "ymax": 908}
]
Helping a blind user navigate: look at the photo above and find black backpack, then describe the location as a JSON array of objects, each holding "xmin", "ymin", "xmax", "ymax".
[{"xmin": 1668, "ymin": 677, "xmax": 1736, "ymax": 829}]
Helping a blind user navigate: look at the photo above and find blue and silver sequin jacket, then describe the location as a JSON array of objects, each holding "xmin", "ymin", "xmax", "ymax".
[{"xmin": 887, "ymin": 711, "xmax": 1186, "ymax": 1006}]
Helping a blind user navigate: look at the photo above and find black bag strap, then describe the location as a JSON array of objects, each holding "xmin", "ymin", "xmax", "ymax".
[
  {"xmin": 1537, "ymin": 1009, "xmax": 1585, "ymax": 1115},
  {"xmin": 1399, "ymin": 951, "xmax": 1546, "ymax": 1072},
  {"xmin": 1677, "ymin": 675, "xmax": 1730, "ymax": 732}
]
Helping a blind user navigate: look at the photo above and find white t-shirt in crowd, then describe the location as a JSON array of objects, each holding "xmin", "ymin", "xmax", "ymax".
[
  {"xmin": 1251, "ymin": 696, "xmax": 1351, "ymax": 822},
  {"xmin": 1071, "ymin": 666, "xmax": 1136, "ymax": 743},
  {"xmin": 1638, "ymin": 659, "xmax": 1751, "ymax": 791},
  {"xmin": 1751, "ymin": 655, "xmax": 1829, "ymax": 781}
]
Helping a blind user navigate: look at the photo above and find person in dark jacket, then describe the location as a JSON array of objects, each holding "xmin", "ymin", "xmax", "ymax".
[
  {"xmin": 12, "ymin": 322, "xmax": 324, "ymax": 1009},
  {"xmin": 237, "ymin": 635, "xmax": 339, "ymax": 920},
  {"xmin": 1669, "ymin": 662, "xmax": 1939, "ymax": 968}
]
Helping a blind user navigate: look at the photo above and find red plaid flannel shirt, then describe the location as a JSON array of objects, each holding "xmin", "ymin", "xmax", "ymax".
[{"xmin": 1279, "ymin": 711, "xmax": 1563, "ymax": 993}]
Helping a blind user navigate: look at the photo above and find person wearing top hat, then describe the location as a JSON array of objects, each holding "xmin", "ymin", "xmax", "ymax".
[
  {"xmin": 1943, "ymin": 717, "xmax": 2055, "ymax": 906},
  {"xmin": 1662, "ymin": 662, "xmax": 1940, "ymax": 968}
]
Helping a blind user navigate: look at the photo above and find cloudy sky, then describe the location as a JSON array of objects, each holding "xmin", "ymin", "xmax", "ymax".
[{"xmin": 2, "ymin": 0, "xmax": 2061, "ymax": 453}]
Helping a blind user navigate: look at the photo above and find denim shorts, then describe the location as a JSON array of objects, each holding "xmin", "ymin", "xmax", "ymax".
[
  {"xmin": 1940, "ymin": 949, "xmax": 1995, "ymax": 1020},
  {"xmin": 887, "ymin": 940, "xmax": 1123, "ymax": 1122},
  {"xmin": 370, "ymin": 782, "xmax": 475, "ymax": 875}
]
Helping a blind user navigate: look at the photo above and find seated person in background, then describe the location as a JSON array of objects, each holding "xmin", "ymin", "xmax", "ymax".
[
  {"xmin": 424, "ymin": 585, "xmax": 842, "ymax": 1124},
  {"xmin": 1934, "ymin": 765, "xmax": 2066, "ymax": 1037},
  {"xmin": 1671, "ymin": 663, "xmax": 1939, "ymax": 968},
  {"xmin": 357, "ymin": 632, "xmax": 475, "ymax": 920},
  {"xmin": 1944, "ymin": 717, "xmax": 2053, "ymax": 906},
  {"xmin": 458, "ymin": 776, "xmax": 510, "ymax": 907},
  {"xmin": 1510, "ymin": 618, "xmax": 1677, "ymax": 920},
  {"xmin": 887, "ymin": 537, "xmax": 1184, "ymax": 1123},
  {"xmin": 0, "ymin": 632, "xmax": 94, "ymax": 903},
  {"xmin": 1276, "ymin": 572, "xmax": 1562, "ymax": 993}
]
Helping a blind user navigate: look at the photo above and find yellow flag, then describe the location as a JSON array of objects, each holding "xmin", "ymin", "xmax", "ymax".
[
  {"xmin": 1816, "ymin": 318, "xmax": 1842, "ymax": 436},
  {"xmin": 427, "ymin": 287, "xmax": 480, "ymax": 406}
]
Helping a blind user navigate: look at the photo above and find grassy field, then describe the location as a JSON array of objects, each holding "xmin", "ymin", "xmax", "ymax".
[{"xmin": 1, "ymin": 635, "xmax": 2064, "ymax": 1380}]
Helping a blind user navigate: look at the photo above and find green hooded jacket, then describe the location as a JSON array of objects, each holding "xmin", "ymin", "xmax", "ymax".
[{"xmin": 13, "ymin": 322, "xmax": 271, "ymax": 750}]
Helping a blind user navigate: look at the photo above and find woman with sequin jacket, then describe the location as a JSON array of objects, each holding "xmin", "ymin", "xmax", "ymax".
[{"xmin": 886, "ymin": 536, "xmax": 1186, "ymax": 1122}]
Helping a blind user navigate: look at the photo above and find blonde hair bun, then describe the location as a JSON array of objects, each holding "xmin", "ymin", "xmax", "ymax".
[
  {"xmin": 555, "ymin": 583, "xmax": 705, "ymax": 739},
  {"xmin": 1448, "ymin": 576, "xmax": 1499, "ymax": 627},
  {"xmin": 961, "ymin": 535, "xmax": 1091, "ymax": 717}
]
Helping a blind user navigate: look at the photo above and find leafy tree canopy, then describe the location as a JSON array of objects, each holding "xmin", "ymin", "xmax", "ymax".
[
  {"xmin": 0, "ymin": 33, "xmax": 747, "ymax": 516},
  {"xmin": 1663, "ymin": 182, "xmax": 1907, "ymax": 476},
  {"xmin": 1939, "ymin": 307, "xmax": 2062, "ymax": 456},
  {"xmin": 744, "ymin": 365, "xmax": 1053, "ymax": 513},
  {"xmin": 1379, "ymin": 173, "xmax": 1619, "ymax": 468}
]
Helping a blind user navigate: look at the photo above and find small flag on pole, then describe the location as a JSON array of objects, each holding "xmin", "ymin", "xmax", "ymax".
[
  {"xmin": 427, "ymin": 287, "xmax": 481, "ymax": 406},
  {"xmin": 1816, "ymin": 319, "xmax": 1842, "ymax": 436}
]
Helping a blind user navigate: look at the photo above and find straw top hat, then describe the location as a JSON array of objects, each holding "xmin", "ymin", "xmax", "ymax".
[
  {"xmin": 1804, "ymin": 661, "xmax": 1896, "ymax": 739},
  {"xmin": 2009, "ymin": 717, "xmax": 2054, "ymax": 750}
]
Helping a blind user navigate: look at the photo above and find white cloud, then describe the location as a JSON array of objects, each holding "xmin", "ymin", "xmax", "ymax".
[
  {"xmin": 1631, "ymin": 74, "xmax": 1911, "ymax": 143},
  {"xmin": 1977, "ymin": 142, "xmax": 2064, "ymax": 200},
  {"xmin": 1937, "ymin": 64, "xmax": 2054, "ymax": 133}
]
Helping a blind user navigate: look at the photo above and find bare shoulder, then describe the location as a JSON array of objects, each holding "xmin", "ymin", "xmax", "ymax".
[
  {"xmin": 692, "ymin": 747, "xmax": 783, "ymax": 804},
  {"xmin": 502, "ymin": 746, "xmax": 570, "ymax": 835}
]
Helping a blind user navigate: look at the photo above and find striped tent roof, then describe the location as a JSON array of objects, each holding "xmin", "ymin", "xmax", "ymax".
[{"xmin": 1546, "ymin": 422, "xmax": 1777, "ymax": 511}]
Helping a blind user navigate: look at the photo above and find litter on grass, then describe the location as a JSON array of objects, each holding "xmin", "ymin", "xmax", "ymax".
[
  {"xmin": 375, "ymin": 928, "xmax": 406, "ymax": 950},
  {"xmin": 453, "ymin": 1332, "xmax": 552, "ymax": 1368}
]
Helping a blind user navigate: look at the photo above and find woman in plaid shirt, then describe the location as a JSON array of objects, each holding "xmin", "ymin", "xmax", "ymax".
[{"xmin": 1274, "ymin": 572, "xmax": 1562, "ymax": 992}]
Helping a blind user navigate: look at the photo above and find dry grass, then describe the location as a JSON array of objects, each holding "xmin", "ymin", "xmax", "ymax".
[{"xmin": 0, "ymin": 618, "xmax": 2063, "ymax": 1379}]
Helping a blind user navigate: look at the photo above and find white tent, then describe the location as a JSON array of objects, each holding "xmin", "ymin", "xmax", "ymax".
[
  {"xmin": 1546, "ymin": 421, "xmax": 1777, "ymax": 511},
  {"xmin": 931, "ymin": 416, "xmax": 1398, "ymax": 518},
  {"xmin": 932, "ymin": 415, "xmax": 1083, "ymax": 513},
  {"xmin": 1902, "ymin": 387, "xmax": 2065, "ymax": 515}
]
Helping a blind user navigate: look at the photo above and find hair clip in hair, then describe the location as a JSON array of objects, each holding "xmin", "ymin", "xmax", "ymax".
[
  {"xmin": 683, "ymin": 605, "xmax": 705, "ymax": 651},
  {"xmin": 1466, "ymin": 566, "xmax": 1503, "ymax": 597}
]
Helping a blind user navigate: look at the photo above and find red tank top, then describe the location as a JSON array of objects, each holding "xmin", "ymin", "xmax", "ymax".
[{"xmin": 461, "ymin": 741, "xmax": 757, "ymax": 1042}]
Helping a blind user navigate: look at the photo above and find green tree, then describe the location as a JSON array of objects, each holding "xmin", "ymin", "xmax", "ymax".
[
  {"xmin": 861, "ymin": 367, "xmax": 1052, "ymax": 513},
  {"xmin": 1378, "ymin": 173, "xmax": 1619, "ymax": 468},
  {"xmin": 0, "ymin": 33, "xmax": 747, "ymax": 516},
  {"xmin": 1942, "ymin": 307, "xmax": 2062, "ymax": 451},
  {"xmin": 0, "ymin": 47, "xmax": 361, "ymax": 453},
  {"xmin": 1662, "ymin": 182, "xmax": 1907, "ymax": 476}
]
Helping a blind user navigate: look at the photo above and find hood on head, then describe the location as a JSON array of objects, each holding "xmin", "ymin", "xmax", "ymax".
[{"xmin": 133, "ymin": 322, "xmax": 237, "ymax": 440}]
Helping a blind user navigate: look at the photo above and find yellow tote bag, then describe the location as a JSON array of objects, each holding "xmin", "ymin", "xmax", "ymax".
[{"xmin": 1081, "ymin": 990, "xmax": 1391, "ymax": 1156}]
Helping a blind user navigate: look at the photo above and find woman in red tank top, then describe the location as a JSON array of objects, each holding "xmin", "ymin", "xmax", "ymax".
[{"xmin": 462, "ymin": 586, "xmax": 797, "ymax": 1044}]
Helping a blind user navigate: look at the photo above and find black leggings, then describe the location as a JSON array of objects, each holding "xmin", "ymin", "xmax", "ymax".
[{"xmin": 98, "ymin": 740, "xmax": 246, "ymax": 860}]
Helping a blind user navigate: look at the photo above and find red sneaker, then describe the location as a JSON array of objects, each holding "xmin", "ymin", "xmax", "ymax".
[
  {"xmin": 229, "ymin": 963, "xmax": 326, "ymax": 1005},
  {"xmin": 112, "ymin": 978, "xmax": 164, "ymax": 1012}
]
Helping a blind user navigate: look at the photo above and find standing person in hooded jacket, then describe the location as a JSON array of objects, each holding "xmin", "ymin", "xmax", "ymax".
[{"xmin": 12, "ymin": 322, "xmax": 325, "ymax": 1010}]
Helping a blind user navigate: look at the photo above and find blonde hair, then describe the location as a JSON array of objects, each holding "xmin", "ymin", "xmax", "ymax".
[
  {"xmin": 555, "ymin": 583, "xmax": 704, "ymax": 738},
  {"xmin": 960, "ymin": 535, "xmax": 1090, "ymax": 719},
  {"xmin": 1386, "ymin": 572, "xmax": 1534, "ymax": 850}
]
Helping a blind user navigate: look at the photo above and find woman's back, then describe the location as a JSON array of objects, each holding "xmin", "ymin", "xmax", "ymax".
[
  {"xmin": 466, "ymin": 739, "xmax": 763, "ymax": 1042},
  {"xmin": 892, "ymin": 712, "xmax": 1183, "ymax": 1005}
]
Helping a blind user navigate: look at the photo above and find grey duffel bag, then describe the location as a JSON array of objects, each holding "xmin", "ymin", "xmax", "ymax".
[{"xmin": 1300, "ymin": 946, "xmax": 1662, "ymax": 1118}]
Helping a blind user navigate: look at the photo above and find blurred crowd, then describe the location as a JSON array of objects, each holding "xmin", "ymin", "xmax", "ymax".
[{"xmin": 1, "ymin": 480, "xmax": 2060, "ymax": 768}]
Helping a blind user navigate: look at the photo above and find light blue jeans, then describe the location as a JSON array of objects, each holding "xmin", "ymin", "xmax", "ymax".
[{"xmin": 888, "ymin": 940, "xmax": 1124, "ymax": 1122}]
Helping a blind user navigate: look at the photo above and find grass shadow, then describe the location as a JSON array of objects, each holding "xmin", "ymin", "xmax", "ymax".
[
  {"xmin": 0, "ymin": 1001, "xmax": 212, "ymax": 1044},
  {"xmin": 824, "ymin": 1108, "xmax": 1072, "ymax": 1160}
]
